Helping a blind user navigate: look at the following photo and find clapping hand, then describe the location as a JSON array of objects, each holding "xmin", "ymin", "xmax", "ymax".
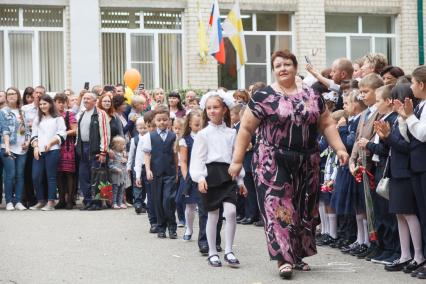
[
  {"xmin": 394, "ymin": 98, "xmax": 414, "ymax": 119},
  {"xmin": 374, "ymin": 121, "xmax": 391, "ymax": 139}
]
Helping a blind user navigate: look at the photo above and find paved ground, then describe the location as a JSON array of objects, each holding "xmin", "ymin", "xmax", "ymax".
[{"xmin": 0, "ymin": 206, "xmax": 423, "ymax": 284}]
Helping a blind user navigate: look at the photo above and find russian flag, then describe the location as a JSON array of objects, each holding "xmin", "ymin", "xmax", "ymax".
[{"xmin": 208, "ymin": 0, "xmax": 226, "ymax": 64}]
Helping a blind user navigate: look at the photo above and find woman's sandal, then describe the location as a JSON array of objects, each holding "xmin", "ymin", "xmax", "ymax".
[
  {"xmin": 207, "ymin": 255, "xmax": 222, "ymax": 267},
  {"xmin": 224, "ymin": 252, "xmax": 240, "ymax": 268},
  {"xmin": 279, "ymin": 263, "xmax": 293, "ymax": 279},
  {"xmin": 293, "ymin": 261, "xmax": 311, "ymax": 271}
]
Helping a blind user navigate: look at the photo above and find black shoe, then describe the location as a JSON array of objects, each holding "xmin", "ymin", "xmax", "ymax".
[
  {"xmin": 371, "ymin": 250, "xmax": 395, "ymax": 264},
  {"xmin": 241, "ymin": 217, "xmax": 254, "ymax": 225},
  {"xmin": 80, "ymin": 204, "xmax": 91, "ymax": 211},
  {"xmin": 349, "ymin": 244, "xmax": 366, "ymax": 256},
  {"xmin": 149, "ymin": 225, "xmax": 158, "ymax": 234},
  {"xmin": 224, "ymin": 252, "xmax": 240, "ymax": 267},
  {"xmin": 365, "ymin": 247, "xmax": 383, "ymax": 261},
  {"xmin": 183, "ymin": 234, "xmax": 192, "ymax": 241},
  {"xmin": 216, "ymin": 245, "xmax": 222, "ymax": 252},
  {"xmin": 199, "ymin": 245, "xmax": 209, "ymax": 255},
  {"xmin": 65, "ymin": 203, "xmax": 74, "ymax": 210},
  {"xmin": 341, "ymin": 242, "xmax": 358, "ymax": 254},
  {"xmin": 237, "ymin": 217, "xmax": 246, "ymax": 224},
  {"xmin": 403, "ymin": 260, "xmax": 426, "ymax": 273},
  {"xmin": 140, "ymin": 207, "xmax": 147, "ymax": 213},
  {"xmin": 316, "ymin": 234, "xmax": 331, "ymax": 246},
  {"xmin": 135, "ymin": 207, "xmax": 143, "ymax": 214},
  {"xmin": 357, "ymin": 245, "xmax": 376, "ymax": 259},
  {"xmin": 411, "ymin": 265, "xmax": 426, "ymax": 277},
  {"xmin": 54, "ymin": 201, "xmax": 66, "ymax": 209},
  {"xmin": 236, "ymin": 215, "xmax": 244, "ymax": 222},
  {"xmin": 207, "ymin": 255, "xmax": 222, "ymax": 267},
  {"xmin": 254, "ymin": 220, "xmax": 264, "ymax": 227},
  {"xmin": 87, "ymin": 204, "xmax": 100, "ymax": 211},
  {"xmin": 416, "ymin": 266, "xmax": 426, "ymax": 279},
  {"xmin": 328, "ymin": 237, "xmax": 341, "ymax": 248},
  {"xmin": 157, "ymin": 232, "xmax": 166, "ymax": 238},
  {"xmin": 385, "ymin": 258, "xmax": 412, "ymax": 272},
  {"xmin": 169, "ymin": 231, "xmax": 178, "ymax": 239}
]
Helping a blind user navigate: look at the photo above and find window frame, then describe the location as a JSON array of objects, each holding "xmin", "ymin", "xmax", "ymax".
[
  {"xmin": 219, "ymin": 12, "xmax": 295, "ymax": 89},
  {"xmin": 0, "ymin": 6, "xmax": 66, "ymax": 91},
  {"xmin": 100, "ymin": 9, "xmax": 185, "ymax": 90},
  {"xmin": 325, "ymin": 14, "xmax": 398, "ymax": 66}
]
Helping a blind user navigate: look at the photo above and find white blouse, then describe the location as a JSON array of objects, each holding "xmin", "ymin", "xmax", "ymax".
[
  {"xmin": 31, "ymin": 115, "xmax": 67, "ymax": 152},
  {"xmin": 407, "ymin": 100, "xmax": 426, "ymax": 142},
  {"xmin": 178, "ymin": 132, "xmax": 197, "ymax": 147},
  {"xmin": 133, "ymin": 134, "xmax": 146, "ymax": 180},
  {"xmin": 189, "ymin": 122, "xmax": 244, "ymax": 185}
]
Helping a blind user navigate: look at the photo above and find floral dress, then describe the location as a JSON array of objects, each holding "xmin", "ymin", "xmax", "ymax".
[{"xmin": 248, "ymin": 84, "xmax": 325, "ymax": 264}]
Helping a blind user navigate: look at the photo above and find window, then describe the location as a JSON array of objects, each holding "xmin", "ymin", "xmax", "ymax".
[
  {"xmin": 101, "ymin": 8, "xmax": 183, "ymax": 91},
  {"xmin": 219, "ymin": 12, "xmax": 293, "ymax": 89},
  {"xmin": 325, "ymin": 14, "xmax": 396, "ymax": 67},
  {"xmin": 0, "ymin": 6, "xmax": 65, "ymax": 91},
  {"xmin": 0, "ymin": 31, "xmax": 4, "ymax": 91}
]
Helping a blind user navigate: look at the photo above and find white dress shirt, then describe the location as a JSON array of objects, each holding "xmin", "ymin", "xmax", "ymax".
[
  {"xmin": 31, "ymin": 115, "xmax": 67, "ymax": 152},
  {"xmin": 407, "ymin": 100, "xmax": 426, "ymax": 142},
  {"xmin": 142, "ymin": 128, "xmax": 169, "ymax": 152},
  {"xmin": 133, "ymin": 133, "xmax": 146, "ymax": 180},
  {"xmin": 189, "ymin": 122, "xmax": 244, "ymax": 185}
]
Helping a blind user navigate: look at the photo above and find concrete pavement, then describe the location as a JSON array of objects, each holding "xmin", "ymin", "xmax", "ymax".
[{"xmin": 0, "ymin": 208, "xmax": 423, "ymax": 284}]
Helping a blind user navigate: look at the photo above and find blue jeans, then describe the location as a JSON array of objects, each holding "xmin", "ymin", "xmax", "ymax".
[
  {"xmin": 113, "ymin": 184, "xmax": 125, "ymax": 206},
  {"xmin": 1, "ymin": 150, "xmax": 26, "ymax": 204},
  {"xmin": 78, "ymin": 143, "xmax": 100, "ymax": 205},
  {"xmin": 32, "ymin": 149, "xmax": 60, "ymax": 201}
]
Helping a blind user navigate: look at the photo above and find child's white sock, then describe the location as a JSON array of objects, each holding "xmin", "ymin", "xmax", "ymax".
[
  {"xmin": 319, "ymin": 201, "xmax": 328, "ymax": 234},
  {"xmin": 355, "ymin": 214, "xmax": 364, "ymax": 244},
  {"xmin": 184, "ymin": 203, "xmax": 197, "ymax": 236},
  {"xmin": 363, "ymin": 219, "xmax": 370, "ymax": 246},
  {"xmin": 328, "ymin": 213, "xmax": 337, "ymax": 239}
]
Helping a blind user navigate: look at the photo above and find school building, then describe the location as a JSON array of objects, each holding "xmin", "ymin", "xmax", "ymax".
[{"xmin": 0, "ymin": 0, "xmax": 424, "ymax": 93}]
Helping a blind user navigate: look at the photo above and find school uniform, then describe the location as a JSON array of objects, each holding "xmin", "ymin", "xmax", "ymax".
[
  {"xmin": 180, "ymin": 132, "xmax": 223, "ymax": 250},
  {"xmin": 384, "ymin": 117, "xmax": 417, "ymax": 214},
  {"xmin": 128, "ymin": 134, "xmax": 147, "ymax": 211},
  {"xmin": 143, "ymin": 128, "xmax": 177, "ymax": 234},
  {"xmin": 406, "ymin": 100, "xmax": 426, "ymax": 255},
  {"xmin": 135, "ymin": 133, "xmax": 156, "ymax": 225},
  {"xmin": 331, "ymin": 115, "xmax": 360, "ymax": 242},
  {"xmin": 349, "ymin": 105, "xmax": 382, "ymax": 212},
  {"xmin": 366, "ymin": 111, "xmax": 399, "ymax": 254},
  {"xmin": 190, "ymin": 122, "xmax": 245, "ymax": 212}
]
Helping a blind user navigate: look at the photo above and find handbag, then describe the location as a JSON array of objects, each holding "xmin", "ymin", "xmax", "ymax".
[
  {"xmin": 376, "ymin": 155, "xmax": 390, "ymax": 200},
  {"xmin": 91, "ymin": 164, "xmax": 113, "ymax": 202}
]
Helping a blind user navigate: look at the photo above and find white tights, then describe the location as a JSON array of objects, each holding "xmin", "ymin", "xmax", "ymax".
[
  {"xmin": 206, "ymin": 202, "xmax": 237, "ymax": 259},
  {"xmin": 397, "ymin": 214, "xmax": 425, "ymax": 263},
  {"xmin": 184, "ymin": 203, "xmax": 197, "ymax": 236}
]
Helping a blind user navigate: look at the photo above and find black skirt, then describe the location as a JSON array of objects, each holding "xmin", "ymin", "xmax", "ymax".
[
  {"xmin": 389, "ymin": 177, "xmax": 417, "ymax": 214},
  {"xmin": 202, "ymin": 162, "xmax": 238, "ymax": 212}
]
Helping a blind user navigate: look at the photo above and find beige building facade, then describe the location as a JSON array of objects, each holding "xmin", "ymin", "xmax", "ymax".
[{"xmin": 0, "ymin": 0, "xmax": 424, "ymax": 92}]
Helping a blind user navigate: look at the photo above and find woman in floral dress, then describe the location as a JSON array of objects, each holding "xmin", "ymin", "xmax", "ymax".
[{"xmin": 229, "ymin": 50, "xmax": 349, "ymax": 279}]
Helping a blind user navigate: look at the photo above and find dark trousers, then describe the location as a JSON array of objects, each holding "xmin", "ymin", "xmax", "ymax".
[
  {"xmin": 142, "ymin": 168, "xmax": 156, "ymax": 225},
  {"xmin": 244, "ymin": 172, "xmax": 259, "ymax": 220},
  {"xmin": 373, "ymin": 168, "xmax": 399, "ymax": 252},
  {"xmin": 337, "ymin": 214, "xmax": 357, "ymax": 241},
  {"xmin": 23, "ymin": 146, "xmax": 36, "ymax": 206},
  {"xmin": 411, "ymin": 172, "xmax": 426, "ymax": 256},
  {"xmin": 132, "ymin": 169, "xmax": 147, "ymax": 209},
  {"xmin": 152, "ymin": 175, "xmax": 177, "ymax": 232},
  {"xmin": 197, "ymin": 198, "xmax": 222, "ymax": 249},
  {"xmin": 78, "ymin": 143, "xmax": 100, "ymax": 206},
  {"xmin": 175, "ymin": 170, "xmax": 185, "ymax": 223}
]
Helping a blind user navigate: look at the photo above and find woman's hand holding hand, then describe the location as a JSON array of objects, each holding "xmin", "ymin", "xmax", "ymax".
[{"xmin": 228, "ymin": 162, "xmax": 243, "ymax": 180}]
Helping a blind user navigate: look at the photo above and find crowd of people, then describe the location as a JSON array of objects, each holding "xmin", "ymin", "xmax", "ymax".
[{"xmin": 2, "ymin": 49, "xmax": 426, "ymax": 280}]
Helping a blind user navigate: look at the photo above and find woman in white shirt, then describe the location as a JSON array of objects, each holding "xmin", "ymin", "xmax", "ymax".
[{"xmin": 29, "ymin": 95, "xmax": 67, "ymax": 211}]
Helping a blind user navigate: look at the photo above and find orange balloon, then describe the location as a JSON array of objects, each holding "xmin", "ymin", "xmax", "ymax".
[{"xmin": 123, "ymin": 68, "xmax": 141, "ymax": 90}]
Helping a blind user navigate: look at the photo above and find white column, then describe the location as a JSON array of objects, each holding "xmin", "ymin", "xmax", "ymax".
[{"xmin": 69, "ymin": 0, "xmax": 101, "ymax": 92}]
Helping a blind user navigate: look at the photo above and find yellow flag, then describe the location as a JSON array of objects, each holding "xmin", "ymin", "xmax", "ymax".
[
  {"xmin": 197, "ymin": 1, "xmax": 209, "ymax": 63},
  {"xmin": 222, "ymin": 2, "xmax": 247, "ymax": 69}
]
